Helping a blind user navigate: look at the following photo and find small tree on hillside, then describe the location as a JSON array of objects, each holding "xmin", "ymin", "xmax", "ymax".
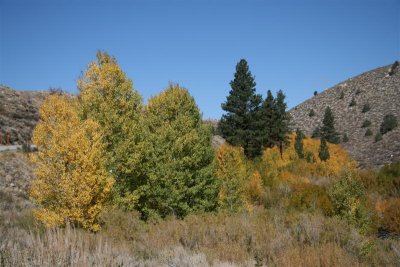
[
  {"xmin": 320, "ymin": 107, "xmax": 340, "ymax": 144},
  {"xmin": 294, "ymin": 128, "xmax": 305, "ymax": 159},
  {"xmin": 380, "ymin": 114, "xmax": 398, "ymax": 135},
  {"xmin": 218, "ymin": 59, "xmax": 263, "ymax": 158},
  {"xmin": 319, "ymin": 138, "xmax": 330, "ymax": 161}
]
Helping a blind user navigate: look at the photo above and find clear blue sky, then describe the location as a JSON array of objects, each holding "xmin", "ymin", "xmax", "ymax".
[{"xmin": 1, "ymin": 0, "xmax": 399, "ymax": 119}]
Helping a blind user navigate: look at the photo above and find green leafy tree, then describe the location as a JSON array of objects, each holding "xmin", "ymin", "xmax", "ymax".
[
  {"xmin": 294, "ymin": 128, "xmax": 304, "ymax": 159},
  {"xmin": 319, "ymin": 138, "xmax": 330, "ymax": 161},
  {"xmin": 320, "ymin": 107, "xmax": 340, "ymax": 144},
  {"xmin": 77, "ymin": 51, "xmax": 144, "ymax": 204},
  {"xmin": 218, "ymin": 59, "xmax": 263, "ymax": 158},
  {"xmin": 138, "ymin": 84, "xmax": 217, "ymax": 219},
  {"xmin": 271, "ymin": 90, "xmax": 291, "ymax": 158}
]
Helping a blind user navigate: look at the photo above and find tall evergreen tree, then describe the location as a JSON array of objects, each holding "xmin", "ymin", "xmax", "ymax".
[
  {"xmin": 218, "ymin": 59, "xmax": 263, "ymax": 158},
  {"xmin": 319, "ymin": 137, "xmax": 330, "ymax": 161},
  {"xmin": 260, "ymin": 90, "xmax": 276, "ymax": 148},
  {"xmin": 294, "ymin": 128, "xmax": 304, "ymax": 159},
  {"xmin": 271, "ymin": 90, "xmax": 291, "ymax": 158},
  {"xmin": 320, "ymin": 107, "xmax": 340, "ymax": 144}
]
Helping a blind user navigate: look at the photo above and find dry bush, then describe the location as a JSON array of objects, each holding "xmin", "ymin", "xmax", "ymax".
[{"xmin": 383, "ymin": 198, "xmax": 400, "ymax": 234}]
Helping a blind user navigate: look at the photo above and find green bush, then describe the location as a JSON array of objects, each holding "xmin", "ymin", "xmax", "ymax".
[
  {"xmin": 342, "ymin": 133, "xmax": 349, "ymax": 143},
  {"xmin": 361, "ymin": 120, "xmax": 371, "ymax": 128},
  {"xmin": 374, "ymin": 132, "xmax": 382, "ymax": 142},
  {"xmin": 349, "ymin": 98, "xmax": 356, "ymax": 107},
  {"xmin": 309, "ymin": 109, "xmax": 315, "ymax": 117},
  {"xmin": 380, "ymin": 114, "xmax": 398, "ymax": 135},
  {"xmin": 377, "ymin": 162, "xmax": 400, "ymax": 196},
  {"xmin": 339, "ymin": 91, "xmax": 344, "ymax": 99},
  {"xmin": 364, "ymin": 129, "xmax": 372, "ymax": 137},
  {"xmin": 329, "ymin": 172, "xmax": 377, "ymax": 234},
  {"xmin": 361, "ymin": 104, "xmax": 370, "ymax": 113}
]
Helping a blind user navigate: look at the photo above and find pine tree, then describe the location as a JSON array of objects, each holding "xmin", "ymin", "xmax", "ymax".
[
  {"xmin": 218, "ymin": 59, "xmax": 263, "ymax": 158},
  {"xmin": 319, "ymin": 138, "xmax": 330, "ymax": 161},
  {"xmin": 138, "ymin": 84, "xmax": 218, "ymax": 219},
  {"xmin": 260, "ymin": 90, "xmax": 276, "ymax": 148},
  {"xmin": 271, "ymin": 90, "xmax": 291, "ymax": 158},
  {"xmin": 320, "ymin": 107, "xmax": 340, "ymax": 144},
  {"xmin": 294, "ymin": 128, "xmax": 304, "ymax": 159},
  {"xmin": 77, "ymin": 51, "xmax": 144, "ymax": 204}
]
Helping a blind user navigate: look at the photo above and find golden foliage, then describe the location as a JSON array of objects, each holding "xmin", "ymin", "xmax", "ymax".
[
  {"xmin": 215, "ymin": 143, "xmax": 247, "ymax": 212},
  {"xmin": 262, "ymin": 134, "xmax": 356, "ymax": 180},
  {"xmin": 245, "ymin": 171, "xmax": 264, "ymax": 205},
  {"xmin": 30, "ymin": 95, "xmax": 114, "ymax": 231}
]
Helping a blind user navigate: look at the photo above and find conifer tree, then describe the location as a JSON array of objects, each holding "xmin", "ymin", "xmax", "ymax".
[
  {"xmin": 218, "ymin": 59, "xmax": 263, "ymax": 158},
  {"xmin": 320, "ymin": 107, "xmax": 340, "ymax": 144},
  {"xmin": 138, "ymin": 84, "xmax": 218, "ymax": 219},
  {"xmin": 319, "ymin": 138, "xmax": 330, "ymax": 161},
  {"xmin": 271, "ymin": 90, "xmax": 291, "ymax": 158},
  {"xmin": 294, "ymin": 128, "xmax": 304, "ymax": 159},
  {"xmin": 260, "ymin": 90, "xmax": 276, "ymax": 148}
]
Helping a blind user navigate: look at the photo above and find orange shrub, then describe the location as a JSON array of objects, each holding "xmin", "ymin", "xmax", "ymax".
[{"xmin": 382, "ymin": 198, "xmax": 400, "ymax": 234}]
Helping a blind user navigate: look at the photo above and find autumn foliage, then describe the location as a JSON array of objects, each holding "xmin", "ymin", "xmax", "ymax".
[{"xmin": 30, "ymin": 94, "xmax": 114, "ymax": 231}]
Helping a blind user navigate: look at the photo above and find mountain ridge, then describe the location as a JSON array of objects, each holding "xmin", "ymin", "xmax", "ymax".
[{"xmin": 289, "ymin": 62, "xmax": 400, "ymax": 168}]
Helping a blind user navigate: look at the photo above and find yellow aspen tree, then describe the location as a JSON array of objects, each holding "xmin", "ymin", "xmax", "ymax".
[
  {"xmin": 215, "ymin": 143, "xmax": 248, "ymax": 212},
  {"xmin": 30, "ymin": 94, "xmax": 114, "ymax": 231},
  {"xmin": 77, "ymin": 51, "xmax": 144, "ymax": 207}
]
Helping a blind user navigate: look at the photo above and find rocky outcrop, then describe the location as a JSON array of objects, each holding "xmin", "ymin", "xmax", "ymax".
[
  {"xmin": 0, "ymin": 86, "xmax": 48, "ymax": 144},
  {"xmin": 289, "ymin": 62, "xmax": 400, "ymax": 168}
]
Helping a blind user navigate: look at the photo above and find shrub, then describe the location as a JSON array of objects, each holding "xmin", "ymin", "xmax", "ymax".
[
  {"xmin": 329, "ymin": 172, "xmax": 377, "ymax": 234},
  {"xmin": 382, "ymin": 198, "xmax": 400, "ymax": 234},
  {"xmin": 388, "ymin": 60, "xmax": 399, "ymax": 76},
  {"xmin": 377, "ymin": 162, "xmax": 400, "ymax": 196},
  {"xmin": 380, "ymin": 114, "xmax": 398, "ymax": 135},
  {"xmin": 342, "ymin": 133, "xmax": 349, "ymax": 143},
  {"xmin": 245, "ymin": 171, "xmax": 265, "ymax": 205},
  {"xmin": 339, "ymin": 91, "xmax": 344, "ymax": 99},
  {"xmin": 289, "ymin": 183, "xmax": 334, "ymax": 216},
  {"xmin": 309, "ymin": 109, "xmax": 315, "ymax": 117},
  {"xmin": 311, "ymin": 127, "xmax": 320, "ymax": 138},
  {"xmin": 21, "ymin": 143, "xmax": 32, "ymax": 153},
  {"xmin": 365, "ymin": 129, "xmax": 372, "ymax": 137},
  {"xmin": 374, "ymin": 132, "xmax": 382, "ymax": 142},
  {"xmin": 355, "ymin": 89, "xmax": 362, "ymax": 95},
  {"xmin": 313, "ymin": 91, "xmax": 318, "ymax": 96},
  {"xmin": 362, "ymin": 103, "xmax": 370, "ymax": 113},
  {"xmin": 349, "ymin": 98, "xmax": 356, "ymax": 107},
  {"xmin": 361, "ymin": 120, "xmax": 371, "ymax": 128}
]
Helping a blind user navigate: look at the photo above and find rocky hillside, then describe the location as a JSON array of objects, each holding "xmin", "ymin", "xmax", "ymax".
[
  {"xmin": 290, "ymin": 62, "xmax": 400, "ymax": 168},
  {"xmin": 0, "ymin": 86, "xmax": 48, "ymax": 144}
]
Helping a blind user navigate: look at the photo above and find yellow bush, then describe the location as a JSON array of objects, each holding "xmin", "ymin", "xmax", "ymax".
[
  {"xmin": 30, "ymin": 95, "xmax": 114, "ymax": 231},
  {"xmin": 262, "ymin": 134, "xmax": 356, "ymax": 179},
  {"xmin": 245, "ymin": 171, "xmax": 264, "ymax": 205}
]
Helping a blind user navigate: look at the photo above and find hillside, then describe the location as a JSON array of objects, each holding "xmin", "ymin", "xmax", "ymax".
[
  {"xmin": 289, "ymin": 62, "xmax": 400, "ymax": 168},
  {"xmin": 0, "ymin": 86, "xmax": 48, "ymax": 145}
]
